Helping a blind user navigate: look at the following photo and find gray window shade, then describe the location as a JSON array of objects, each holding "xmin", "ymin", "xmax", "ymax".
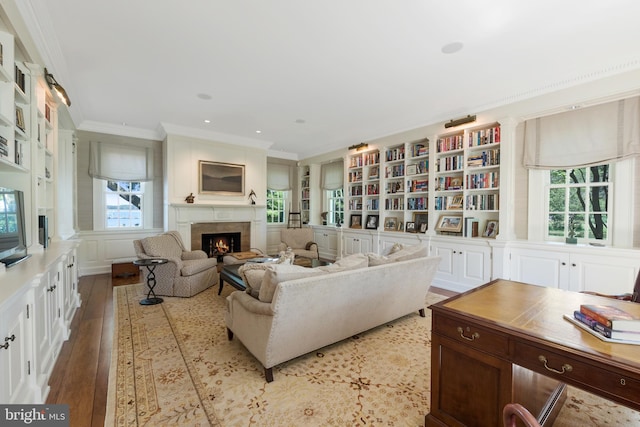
[
  {"xmin": 267, "ymin": 163, "xmax": 292, "ymax": 190},
  {"xmin": 89, "ymin": 141, "xmax": 153, "ymax": 181},
  {"xmin": 321, "ymin": 160, "xmax": 344, "ymax": 190},
  {"xmin": 523, "ymin": 96, "xmax": 640, "ymax": 169}
]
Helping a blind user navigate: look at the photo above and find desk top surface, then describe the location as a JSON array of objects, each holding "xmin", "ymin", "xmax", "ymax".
[{"xmin": 432, "ymin": 279, "xmax": 640, "ymax": 371}]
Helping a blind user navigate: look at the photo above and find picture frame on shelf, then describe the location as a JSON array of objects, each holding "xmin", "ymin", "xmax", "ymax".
[
  {"xmin": 199, "ymin": 161, "xmax": 245, "ymax": 195},
  {"xmin": 413, "ymin": 212, "xmax": 428, "ymax": 232},
  {"xmin": 368, "ymin": 165, "xmax": 379, "ymax": 179},
  {"xmin": 384, "ymin": 216, "xmax": 398, "ymax": 231},
  {"xmin": 365, "ymin": 214, "xmax": 379, "ymax": 230},
  {"xmin": 15, "ymin": 106, "xmax": 25, "ymax": 132},
  {"xmin": 350, "ymin": 214, "xmax": 362, "ymax": 229},
  {"xmin": 484, "ymin": 220, "xmax": 498, "ymax": 238},
  {"xmin": 448, "ymin": 195, "xmax": 463, "ymax": 209},
  {"xmin": 397, "ymin": 221, "xmax": 403, "ymax": 231},
  {"xmin": 405, "ymin": 221, "xmax": 416, "ymax": 233},
  {"xmin": 419, "ymin": 223, "xmax": 428, "ymax": 233},
  {"xmin": 406, "ymin": 164, "xmax": 417, "ymax": 175},
  {"xmin": 436, "ymin": 214, "xmax": 463, "ymax": 233}
]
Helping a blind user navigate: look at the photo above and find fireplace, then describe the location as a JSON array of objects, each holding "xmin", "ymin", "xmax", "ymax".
[
  {"xmin": 202, "ymin": 232, "xmax": 241, "ymax": 259},
  {"xmin": 190, "ymin": 221, "xmax": 251, "ymax": 258}
]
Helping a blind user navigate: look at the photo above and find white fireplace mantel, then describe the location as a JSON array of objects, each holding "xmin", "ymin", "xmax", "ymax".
[{"xmin": 167, "ymin": 203, "xmax": 267, "ymax": 252}]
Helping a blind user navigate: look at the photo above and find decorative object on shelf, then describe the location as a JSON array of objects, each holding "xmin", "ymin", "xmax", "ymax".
[
  {"xmin": 444, "ymin": 114, "xmax": 476, "ymax": 129},
  {"xmin": 413, "ymin": 212, "xmax": 429, "ymax": 232},
  {"xmin": 199, "ymin": 161, "xmax": 245, "ymax": 195},
  {"xmin": 566, "ymin": 214, "xmax": 577, "ymax": 244},
  {"xmin": 44, "ymin": 68, "xmax": 71, "ymax": 106},
  {"xmin": 365, "ymin": 214, "xmax": 379, "ymax": 230},
  {"xmin": 349, "ymin": 214, "xmax": 362, "ymax": 229},
  {"xmin": 484, "ymin": 220, "xmax": 498, "ymax": 238},
  {"xmin": 248, "ymin": 189, "xmax": 257, "ymax": 205},
  {"xmin": 405, "ymin": 221, "xmax": 416, "ymax": 233},
  {"xmin": 185, "ymin": 193, "xmax": 195, "ymax": 203},
  {"xmin": 15, "ymin": 106, "xmax": 25, "ymax": 132},
  {"xmin": 348, "ymin": 142, "xmax": 368, "ymax": 151},
  {"xmin": 384, "ymin": 216, "xmax": 398, "ymax": 232},
  {"xmin": 436, "ymin": 214, "xmax": 463, "ymax": 233},
  {"xmin": 448, "ymin": 195, "xmax": 463, "ymax": 209},
  {"xmin": 321, "ymin": 211, "xmax": 328, "ymax": 225}
]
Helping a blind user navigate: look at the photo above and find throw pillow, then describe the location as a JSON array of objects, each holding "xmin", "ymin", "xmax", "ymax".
[
  {"xmin": 258, "ymin": 264, "xmax": 326, "ymax": 303},
  {"xmin": 388, "ymin": 244, "xmax": 428, "ymax": 261},
  {"xmin": 239, "ymin": 263, "xmax": 272, "ymax": 298},
  {"xmin": 318, "ymin": 253, "xmax": 368, "ymax": 272}
]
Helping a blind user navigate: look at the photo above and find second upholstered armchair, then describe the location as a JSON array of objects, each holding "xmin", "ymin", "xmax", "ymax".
[{"xmin": 277, "ymin": 228, "xmax": 319, "ymax": 260}]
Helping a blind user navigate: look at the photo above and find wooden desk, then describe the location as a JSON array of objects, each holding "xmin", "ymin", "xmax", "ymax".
[{"xmin": 425, "ymin": 279, "xmax": 640, "ymax": 426}]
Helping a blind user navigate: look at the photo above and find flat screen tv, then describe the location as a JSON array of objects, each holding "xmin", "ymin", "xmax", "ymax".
[{"xmin": 0, "ymin": 187, "xmax": 29, "ymax": 267}]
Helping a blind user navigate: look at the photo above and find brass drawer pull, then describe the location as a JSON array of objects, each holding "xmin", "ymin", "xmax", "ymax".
[
  {"xmin": 538, "ymin": 355, "xmax": 572, "ymax": 374},
  {"xmin": 457, "ymin": 326, "xmax": 480, "ymax": 341}
]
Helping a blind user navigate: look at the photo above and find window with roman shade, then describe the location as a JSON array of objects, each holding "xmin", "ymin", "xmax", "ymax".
[
  {"xmin": 266, "ymin": 163, "xmax": 293, "ymax": 191},
  {"xmin": 523, "ymin": 96, "xmax": 640, "ymax": 169},
  {"xmin": 89, "ymin": 141, "xmax": 154, "ymax": 181},
  {"xmin": 320, "ymin": 160, "xmax": 344, "ymax": 190}
]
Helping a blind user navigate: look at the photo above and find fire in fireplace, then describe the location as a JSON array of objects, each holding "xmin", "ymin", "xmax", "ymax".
[{"xmin": 202, "ymin": 232, "xmax": 241, "ymax": 259}]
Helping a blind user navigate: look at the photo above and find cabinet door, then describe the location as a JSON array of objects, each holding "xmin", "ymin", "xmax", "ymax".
[
  {"xmin": 431, "ymin": 242, "xmax": 457, "ymax": 286},
  {"xmin": 343, "ymin": 233, "xmax": 373, "ymax": 256},
  {"xmin": 313, "ymin": 229, "xmax": 338, "ymax": 260},
  {"xmin": 510, "ymin": 248, "xmax": 570, "ymax": 289},
  {"xmin": 458, "ymin": 244, "xmax": 491, "ymax": 287},
  {"xmin": 0, "ymin": 292, "xmax": 32, "ymax": 404},
  {"xmin": 569, "ymin": 253, "xmax": 638, "ymax": 294}
]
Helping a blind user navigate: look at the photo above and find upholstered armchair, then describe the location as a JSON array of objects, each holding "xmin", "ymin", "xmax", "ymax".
[
  {"xmin": 133, "ymin": 231, "xmax": 218, "ymax": 297},
  {"xmin": 277, "ymin": 228, "xmax": 319, "ymax": 260}
]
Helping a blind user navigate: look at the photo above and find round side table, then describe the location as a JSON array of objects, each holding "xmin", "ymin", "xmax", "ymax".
[{"xmin": 134, "ymin": 258, "xmax": 168, "ymax": 305}]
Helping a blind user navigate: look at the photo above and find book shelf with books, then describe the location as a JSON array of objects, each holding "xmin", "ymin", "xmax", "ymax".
[
  {"xmin": 346, "ymin": 148, "xmax": 380, "ymax": 229},
  {"xmin": 300, "ymin": 165, "xmax": 310, "ymax": 224},
  {"xmin": 434, "ymin": 123, "xmax": 501, "ymax": 238},
  {"xmin": 405, "ymin": 138, "xmax": 429, "ymax": 232},
  {"xmin": 382, "ymin": 143, "xmax": 405, "ymax": 226}
]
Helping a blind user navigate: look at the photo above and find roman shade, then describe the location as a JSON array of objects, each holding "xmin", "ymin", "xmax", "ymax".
[
  {"xmin": 321, "ymin": 160, "xmax": 344, "ymax": 190},
  {"xmin": 266, "ymin": 163, "xmax": 292, "ymax": 191},
  {"xmin": 523, "ymin": 96, "xmax": 640, "ymax": 169},
  {"xmin": 89, "ymin": 141, "xmax": 153, "ymax": 181}
]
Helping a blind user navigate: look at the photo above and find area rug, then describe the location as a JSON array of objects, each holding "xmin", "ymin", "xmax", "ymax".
[{"xmin": 105, "ymin": 284, "xmax": 640, "ymax": 426}]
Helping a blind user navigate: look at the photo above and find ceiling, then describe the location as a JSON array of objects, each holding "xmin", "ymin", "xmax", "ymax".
[{"xmin": 16, "ymin": 0, "xmax": 640, "ymax": 159}]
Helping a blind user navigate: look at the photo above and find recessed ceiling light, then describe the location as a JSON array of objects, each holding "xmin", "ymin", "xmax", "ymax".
[
  {"xmin": 441, "ymin": 42, "xmax": 464, "ymax": 54},
  {"xmin": 295, "ymin": 119, "xmax": 306, "ymax": 124},
  {"xmin": 197, "ymin": 93, "xmax": 212, "ymax": 100},
  {"xmin": 256, "ymin": 130, "xmax": 262, "ymax": 134},
  {"xmin": 204, "ymin": 119, "xmax": 211, "ymax": 123}
]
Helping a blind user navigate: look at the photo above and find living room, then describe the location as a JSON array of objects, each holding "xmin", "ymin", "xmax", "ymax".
[{"xmin": 1, "ymin": 1, "xmax": 640, "ymax": 425}]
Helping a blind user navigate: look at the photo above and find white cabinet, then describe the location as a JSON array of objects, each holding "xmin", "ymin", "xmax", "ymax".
[
  {"xmin": 0, "ymin": 288, "xmax": 33, "ymax": 404},
  {"xmin": 509, "ymin": 245, "xmax": 639, "ymax": 293},
  {"xmin": 313, "ymin": 226, "xmax": 339, "ymax": 260},
  {"xmin": 61, "ymin": 249, "xmax": 79, "ymax": 333},
  {"xmin": 342, "ymin": 229, "xmax": 375, "ymax": 256},
  {"xmin": 430, "ymin": 238, "xmax": 492, "ymax": 292},
  {"xmin": 378, "ymin": 232, "xmax": 423, "ymax": 255}
]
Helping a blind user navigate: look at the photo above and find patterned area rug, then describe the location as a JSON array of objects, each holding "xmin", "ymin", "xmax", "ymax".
[{"xmin": 106, "ymin": 284, "xmax": 640, "ymax": 426}]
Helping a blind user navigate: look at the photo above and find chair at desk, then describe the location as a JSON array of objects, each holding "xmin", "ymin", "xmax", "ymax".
[
  {"xmin": 582, "ymin": 269, "xmax": 640, "ymax": 303},
  {"xmin": 503, "ymin": 403, "xmax": 541, "ymax": 427}
]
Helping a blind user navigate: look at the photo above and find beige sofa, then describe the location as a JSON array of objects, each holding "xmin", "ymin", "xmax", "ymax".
[
  {"xmin": 133, "ymin": 231, "xmax": 218, "ymax": 297},
  {"xmin": 225, "ymin": 247, "xmax": 440, "ymax": 382}
]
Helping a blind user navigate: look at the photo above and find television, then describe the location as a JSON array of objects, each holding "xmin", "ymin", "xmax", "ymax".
[{"xmin": 0, "ymin": 187, "xmax": 29, "ymax": 267}]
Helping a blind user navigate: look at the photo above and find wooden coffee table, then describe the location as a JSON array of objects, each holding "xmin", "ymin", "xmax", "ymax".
[{"xmin": 218, "ymin": 258, "xmax": 330, "ymax": 295}]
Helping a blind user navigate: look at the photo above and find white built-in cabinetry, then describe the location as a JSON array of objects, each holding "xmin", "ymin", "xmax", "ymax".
[
  {"xmin": 0, "ymin": 242, "xmax": 79, "ymax": 404},
  {"xmin": 313, "ymin": 226, "xmax": 339, "ymax": 260},
  {"xmin": 429, "ymin": 237, "xmax": 492, "ymax": 292}
]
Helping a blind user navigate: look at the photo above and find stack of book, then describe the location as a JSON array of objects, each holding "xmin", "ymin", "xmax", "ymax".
[{"xmin": 565, "ymin": 304, "xmax": 640, "ymax": 344}]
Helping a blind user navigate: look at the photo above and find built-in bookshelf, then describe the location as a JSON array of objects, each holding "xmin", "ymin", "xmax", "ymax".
[
  {"xmin": 434, "ymin": 123, "xmax": 501, "ymax": 237},
  {"xmin": 347, "ymin": 149, "xmax": 380, "ymax": 227},
  {"xmin": 300, "ymin": 165, "xmax": 310, "ymax": 224}
]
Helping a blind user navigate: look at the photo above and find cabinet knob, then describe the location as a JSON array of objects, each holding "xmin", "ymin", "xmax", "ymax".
[
  {"xmin": 561, "ymin": 262, "xmax": 566, "ymax": 266},
  {"xmin": 572, "ymin": 263, "xmax": 576, "ymax": 267}
]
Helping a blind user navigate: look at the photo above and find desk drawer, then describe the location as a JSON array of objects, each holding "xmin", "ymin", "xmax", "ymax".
[
  {"xmin": 513, "ymin": 341, "xmax": 640, "ymax": 404},
  {"xmin": 433, "ymin": 314, "xmax": 509, "ymax": 356}
]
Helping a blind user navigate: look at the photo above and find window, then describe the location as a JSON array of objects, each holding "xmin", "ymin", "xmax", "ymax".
[
  {"xmin": 105, "ymin": 181, "xmax": 144, "ymax": 228},
  {"xmin": 267, "ymin": 189, "xmax": 287, "ymax": 224},
  {"xmin": 547, "ymin": 165, "xmax": 610, "ymax": 243},
  {"xmin": 326, "ymin": 188, "xmax": 344, "ymax": 225}
]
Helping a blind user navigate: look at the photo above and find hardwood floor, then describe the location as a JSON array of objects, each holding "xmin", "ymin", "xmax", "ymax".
[
  {"xmin": 46, "ymin": 274, "xmax": 114, "ymax": 427},
  {"xmin": 45, "ymin": 273, "xmax": 454, "ymax": 427}
]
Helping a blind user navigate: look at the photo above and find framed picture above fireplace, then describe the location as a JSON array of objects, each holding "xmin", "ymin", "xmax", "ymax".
[{"xmin": 199, "ymin": 161, "xmax": 245, "ymax": 195}]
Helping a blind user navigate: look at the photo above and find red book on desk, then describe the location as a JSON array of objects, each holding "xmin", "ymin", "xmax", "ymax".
[{"xmin": 580, "ymin": 304, "xmax": 640, "ymax": 332}]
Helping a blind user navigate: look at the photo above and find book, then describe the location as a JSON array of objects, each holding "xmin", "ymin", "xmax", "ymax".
[
  {"xmin": 579, "ymin": 304, "xmax": 640, "ymax": 332},
  {"xmin": 574, "ymin": 310, "xmax": 640, "ymax": 341},
  {"xmin": 564, "ymin": 314, "xmax": 640, "ymax": 345}
]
